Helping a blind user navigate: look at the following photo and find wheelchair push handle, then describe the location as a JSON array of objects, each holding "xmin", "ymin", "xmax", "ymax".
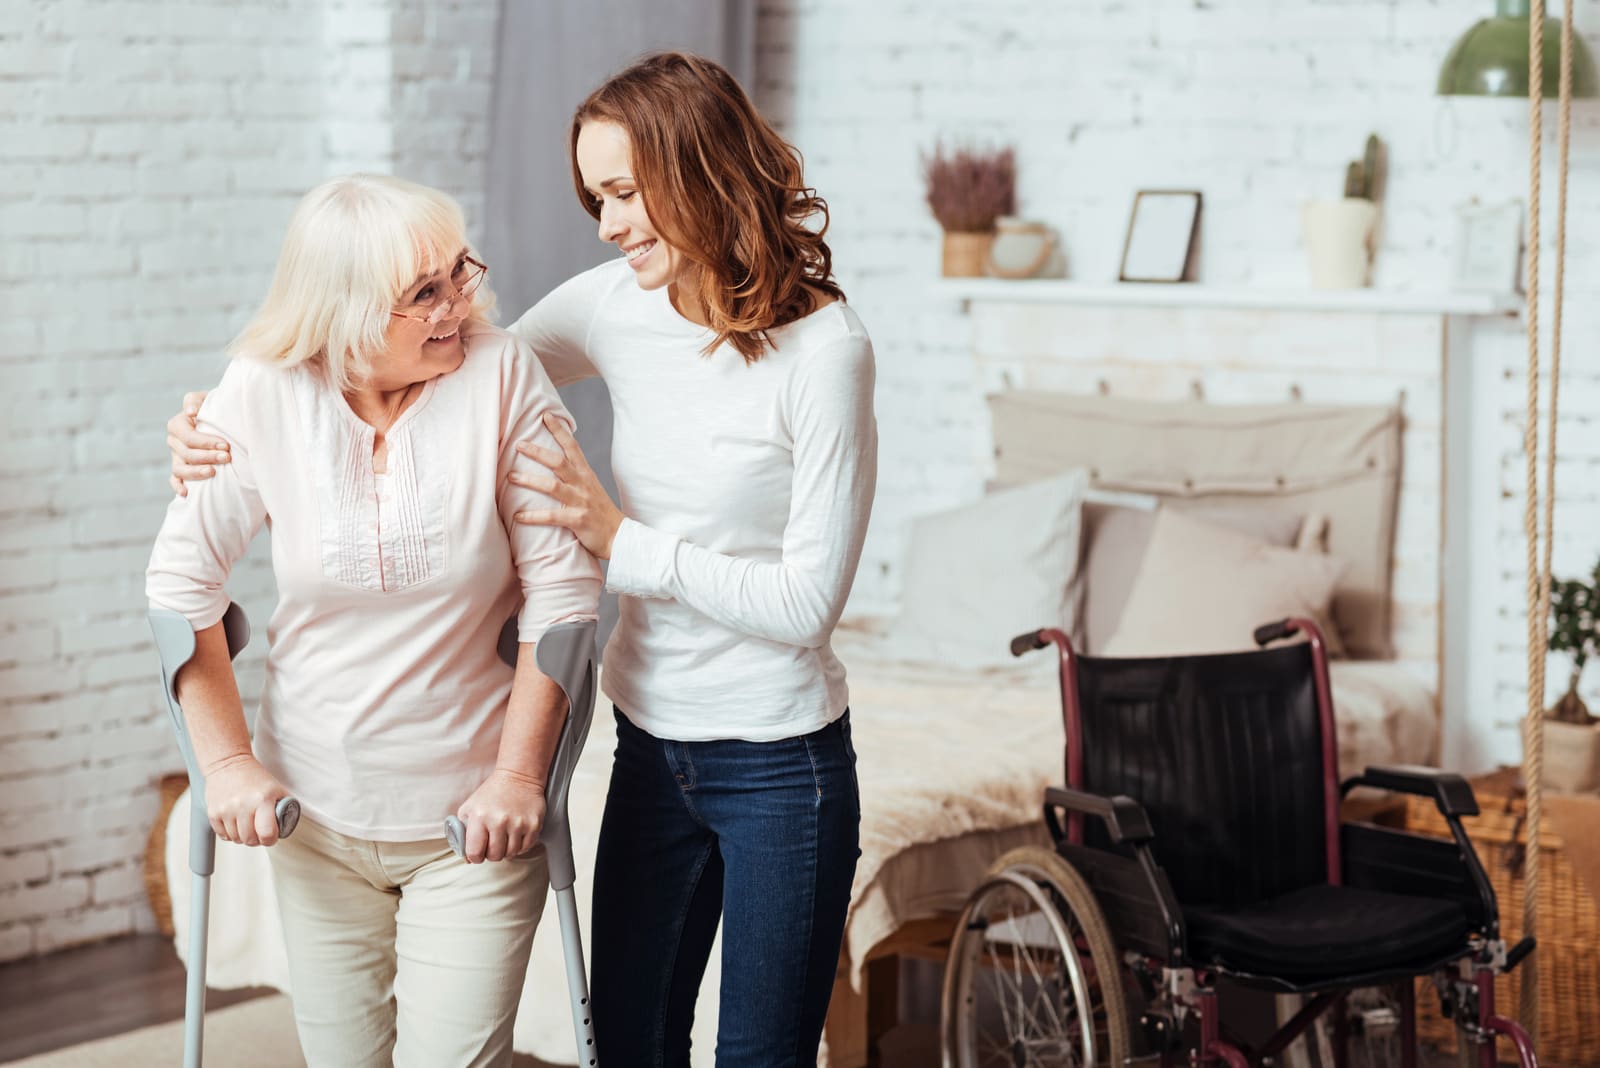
[
  {"xmin": 1010, "ymin": 629, "xmax": 1048, "ymax": 657},
  {"xmin": 1252, "ymin": 618, "xmax": 1297, "ymax": 647}
]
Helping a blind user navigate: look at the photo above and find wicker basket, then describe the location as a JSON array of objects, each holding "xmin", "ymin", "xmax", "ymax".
[
  {"xmin": 143, "ymin": 772, "xmax": 189, "ymax": 938},
  {"xmin": 1405, "ymin": 769, "xmax": 1600, "ymax": 1066}
]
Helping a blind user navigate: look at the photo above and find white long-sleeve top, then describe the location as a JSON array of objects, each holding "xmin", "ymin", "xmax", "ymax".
[
  {"xmin": 146, "ymin": 324, "xmax": 602, "ymax": 840},
  {"xmin": 509, "ymin": 259, "xmax": 877, "ymax": 742}
]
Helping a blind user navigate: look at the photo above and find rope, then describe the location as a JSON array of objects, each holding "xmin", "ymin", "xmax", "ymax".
[
  {"xmin": 1518, "ymin": 0, "xmax": 1577, "ymax": 1036},
  {"xmin": 1518, "ymin": 0, "xmax": 1546, "ymax": 1036}
]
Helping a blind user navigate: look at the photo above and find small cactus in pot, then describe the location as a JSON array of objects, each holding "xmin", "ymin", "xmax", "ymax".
[
  {"xmin": 1304, "ymin": 132, "xmax": 1384, "ymax": 288},
  {"xmin": 1342, "ymin": 133, "xmax": 1384, "ymax": 202}
]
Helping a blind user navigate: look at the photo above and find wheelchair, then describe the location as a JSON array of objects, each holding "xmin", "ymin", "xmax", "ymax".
[{"xmin": 939, "ymin": 617, "xmax": 1538, "ymax": 1068}]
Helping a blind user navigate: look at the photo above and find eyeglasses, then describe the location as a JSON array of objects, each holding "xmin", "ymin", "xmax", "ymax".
[{"xmin": 390, "ymin": 255, "xmax": 488, "ymax": 325}]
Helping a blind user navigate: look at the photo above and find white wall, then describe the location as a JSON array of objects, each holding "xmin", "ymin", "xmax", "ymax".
[
  {"xmin": 752, "ymin": 0, "xmax": 1600, "ymax": 774},
  {"xmin": 0, "ymin": 0, "xmax": 495, "ymax": 962},
  {"xmin": 5, "ymin": 0, "xmax": 1600, "ymax": 962}
]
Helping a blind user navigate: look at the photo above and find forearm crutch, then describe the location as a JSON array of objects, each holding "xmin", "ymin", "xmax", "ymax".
[
  {"xmin": 150, "ymin": 604, "xmax": 300, "ymax": 1068},
  {"xmin": 446, "ymin": 618, "xmax": 599, "ymax": 1068}
]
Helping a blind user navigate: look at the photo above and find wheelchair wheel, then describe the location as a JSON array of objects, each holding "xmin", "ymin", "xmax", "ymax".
[{"xmin": 940, "ymin": 846, "xmax": 1130, "ymax": 1067}]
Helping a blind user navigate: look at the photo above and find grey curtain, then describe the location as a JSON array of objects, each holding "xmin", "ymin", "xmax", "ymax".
[{"xmin": 482, "ymin": 0, "xmax": 754, "ymax": 652}]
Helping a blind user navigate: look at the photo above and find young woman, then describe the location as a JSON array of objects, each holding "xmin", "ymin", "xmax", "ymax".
[
  {"xmin": 166, "ymin": 52, "xmax": 876, "ymax": 1064},
  {"xmin": 149, "ymin": 173, "xmax": 601, "ymax": 1068}
]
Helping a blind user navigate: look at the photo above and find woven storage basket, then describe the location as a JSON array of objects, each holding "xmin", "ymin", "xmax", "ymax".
[
  {"xmin": 1405, "ymin": 769, "xmax": 1600, "ymax": 1066},
  {"xmin": 143, "ymin": 772, "xmax": 189, "ymax": 939}
]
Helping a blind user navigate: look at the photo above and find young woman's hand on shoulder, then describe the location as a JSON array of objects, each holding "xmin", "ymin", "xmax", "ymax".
[
  {"xmin": 508, "ymin": 412, "xmax": 625, "ymax": 560},
  {"xmin": 166, "ymin": 390, "xmax": 230, "ymax": 495}
]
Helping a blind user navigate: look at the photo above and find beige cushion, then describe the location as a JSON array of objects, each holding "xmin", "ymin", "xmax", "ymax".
[
  {"xmin": 1101, "ymin": 508, "xmax": 1347, "ymax": 658},
  {"xmin": 988, "ymin": 391, "xmax": 1401, "ymax": 658},
  {"xmin": 1080, "ymin": 497, "xmax": 1305, "ymax": 654},
  {"xmin": 887, "ymin": 471, "xmax": 1087, "ymax": 668}
]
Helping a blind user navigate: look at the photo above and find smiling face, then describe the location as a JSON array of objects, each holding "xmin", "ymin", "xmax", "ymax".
[
  {"xmin": 575, "ymin": 120, "xmax": 696, "ymax": 302},
  {"xmin": 370, "ymin": 249, "xmax": 472, "ymax": 389}
]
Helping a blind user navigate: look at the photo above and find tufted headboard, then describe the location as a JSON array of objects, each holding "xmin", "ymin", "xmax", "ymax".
[{"xmin": 986, "ymin": 391, "xmax": 1404, "ymax": 660}]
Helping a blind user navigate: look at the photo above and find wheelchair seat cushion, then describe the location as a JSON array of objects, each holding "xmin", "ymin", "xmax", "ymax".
[{"xmin": 1184, "ymin": 884, "xmax": 1470, "ymax": 982}]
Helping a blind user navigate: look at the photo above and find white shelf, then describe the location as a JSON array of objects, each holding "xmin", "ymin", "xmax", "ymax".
[{"xmin": 934, "ymin": 279, "xmax": 1523, "ymax": 317}]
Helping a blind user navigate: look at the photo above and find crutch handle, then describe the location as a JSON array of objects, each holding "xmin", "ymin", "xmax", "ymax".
[
  {"xmin": 275, "ymin": 796, "xmax": 301, "ymax": 839},
  {"xmin": 444, "ymin": 814, "xmax": 467, "ymax": 858}
]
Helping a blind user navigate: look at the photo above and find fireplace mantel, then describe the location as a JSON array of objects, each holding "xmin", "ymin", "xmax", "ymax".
[{"xmin": 935, "ymin": 279, "xmax": 1522, "ymax": 318}]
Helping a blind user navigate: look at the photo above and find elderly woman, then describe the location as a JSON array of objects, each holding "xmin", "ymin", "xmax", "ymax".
[{"xmin": 145, "ymin": 173, "xmax": 601, "ymax": 1068}]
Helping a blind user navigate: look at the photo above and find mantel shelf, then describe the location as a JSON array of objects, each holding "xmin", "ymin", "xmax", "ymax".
[{"xmin": 934, "ymin": 279, "xmax": 1523, "ymax": 318}]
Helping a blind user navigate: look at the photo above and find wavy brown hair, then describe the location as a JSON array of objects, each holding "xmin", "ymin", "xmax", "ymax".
[{"xmin": 570, "ymin": 51, "xmax": 843, "ymax": 363}]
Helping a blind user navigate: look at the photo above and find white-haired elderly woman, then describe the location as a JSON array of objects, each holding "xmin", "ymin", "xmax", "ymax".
[{"xmin": 146, "ymin": 173, "xmax": 601, "ymax": 1068}]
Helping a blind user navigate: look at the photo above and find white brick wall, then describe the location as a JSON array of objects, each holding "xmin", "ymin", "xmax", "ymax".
[
  {"xmin": 753, "ymin": 0, "xmax": 1600, "ymax": 773},
  {"xmin": 0, "ymin": 0, "xmax": 498, "ymax": 963}
]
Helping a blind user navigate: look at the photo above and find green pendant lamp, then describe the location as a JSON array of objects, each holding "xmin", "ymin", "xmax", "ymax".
[{"xmin": 1438, "ymin": 0, "xmax": 1599, "ymax": 97}]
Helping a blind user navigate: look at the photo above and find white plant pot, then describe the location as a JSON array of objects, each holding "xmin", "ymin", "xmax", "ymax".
[
  {"xmin": 1303, "ymin": 198, "xmax": 1379, "ymax": 289},
  {"xmin": 1544, "ymin": 719, "xmax": 1600, "ymax": 795}
]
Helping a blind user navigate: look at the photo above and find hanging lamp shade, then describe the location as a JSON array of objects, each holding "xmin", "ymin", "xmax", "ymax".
[{"xmin": 1438, "ymin": 0, "xmax": 1599, "ymax": 97}]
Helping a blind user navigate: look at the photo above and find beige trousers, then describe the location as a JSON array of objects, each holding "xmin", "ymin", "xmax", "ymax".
[{"xmin": 268, "ymin": 817, "xmax": 546, "ymax": 1068}]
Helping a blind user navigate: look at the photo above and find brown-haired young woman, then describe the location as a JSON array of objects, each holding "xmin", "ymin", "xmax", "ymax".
[{"xmin": 167, "ymin": 51, "xmax": 876, "ymax": 1064}]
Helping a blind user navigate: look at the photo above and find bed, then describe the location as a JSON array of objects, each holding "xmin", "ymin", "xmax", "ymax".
[{"xmin": 159, "ymin": 391, "xmax": 1442, "ymax": 1067}]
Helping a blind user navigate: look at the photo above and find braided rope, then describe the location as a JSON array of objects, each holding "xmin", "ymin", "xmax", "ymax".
[
  {"xmin": 1518, "ymin": 0, "xmax": 1543, "ymax": 1033},
  {"xmin": 1515, "ymin": 0, "xmax": 1581, "ymax": 1036}
]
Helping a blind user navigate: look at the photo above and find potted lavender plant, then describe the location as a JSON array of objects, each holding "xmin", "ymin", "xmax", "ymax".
[{"xmin": 923, "ymin": 143, "xmax": 1016, "ymax": 277}]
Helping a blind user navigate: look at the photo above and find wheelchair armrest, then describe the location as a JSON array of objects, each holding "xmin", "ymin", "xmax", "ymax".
[
  {"xmin": 1342, "ymin": 764, "xmax": 1479, "ymax": 818},
  {"xmin": 1044, "ymin": 786, "xmax": 1154, "ymax": 844}
]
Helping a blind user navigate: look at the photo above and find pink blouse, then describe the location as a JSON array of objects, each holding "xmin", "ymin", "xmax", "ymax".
[{"xmin": 147, "ymin": 324, "xmax": 602, "ymax": 840}]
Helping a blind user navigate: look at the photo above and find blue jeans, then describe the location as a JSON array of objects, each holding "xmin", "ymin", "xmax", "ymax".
[{"xmin": 590, "ymin": 708, "xmax": 861, "ymax": 1067}]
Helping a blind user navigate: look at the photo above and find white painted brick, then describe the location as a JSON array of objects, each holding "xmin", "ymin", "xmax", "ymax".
[
  {"xmin": 0, "ymin": 123, "xmax": 92, "ymax": 161},
  {"xmin": 89, "ymin": 861, "xmax": 146, "ymax": 905},
  {"xmin": 0, "ymin": 849, "xmax": 52, "ymax": 891},
  {"xmin": 323, "ymin": 5, "xmax": 392, "ymax": 46},
  {"xmin": 0, "ymin": 924, "xmax": 33, "ymax": 960},
  {"xmin": 52, "ymin": 826, "xmax": 149, "ymax": 878},
  {"xmin": 34, "ymin": 904, "xmax": 137, "ymax": 954},
  {"xmin": 0, "ymin": 874, "xmax": 90, "ymax": 922},
  {"xmin": 0, "ymin": 202, "xmax": 89, "ymax": 238},
  {"xmin": 0, "ymin": 622, "xmax": 57, "ymax": 665}
]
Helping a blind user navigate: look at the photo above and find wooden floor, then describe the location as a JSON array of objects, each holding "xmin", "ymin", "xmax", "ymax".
[
  {"xmin": 0, "ymin": 934, "xmax": 566, "ymax": 1066},
  {"xmin": 0, "ymin": 934, "xmax": 273, "ymax": 1063}
]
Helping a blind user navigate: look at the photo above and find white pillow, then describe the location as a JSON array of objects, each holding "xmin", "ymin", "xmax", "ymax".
[
  {"xmin": 1101, "ymin": 507, "xmax": 1347, "ymax": 658},
  {"xmin": 887, "ymin": 471, "xmax": 1087, "ymax": 668}
]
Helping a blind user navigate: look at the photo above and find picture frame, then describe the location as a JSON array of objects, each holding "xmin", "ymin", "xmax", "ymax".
[
  {"xmin": 1119, "ymin": 190, "xmax": 1202, "ymax": 283},
  {"xmin": 1451, "ymin": 199, "xmax": 1523, "ymax": 295}
]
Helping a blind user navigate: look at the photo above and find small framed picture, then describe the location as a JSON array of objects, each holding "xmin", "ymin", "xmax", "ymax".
[
  {"xmin": 1451, "ymin": 199, "xmax": 1523, "ymax": 294},
  {"xmin": 1119, "ymin": 190, "xmax": 1202, "ymax": 283}
]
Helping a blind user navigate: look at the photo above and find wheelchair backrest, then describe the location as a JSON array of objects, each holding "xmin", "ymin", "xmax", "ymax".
[{"xmin": 1073, "ymin": 642, "xmax": 1331, "ymax": 908}]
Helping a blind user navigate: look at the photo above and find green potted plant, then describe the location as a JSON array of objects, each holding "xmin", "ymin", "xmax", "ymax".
[
  {"xmin": 1303, "ymin": 133, "xmax": 1383, "ymax": 288},
  {"xmin": 1546, "ymin": 554, "xmax": 1600, "ymax": 793},
  {"xmin": 923, "ymin": 142, "xmax": 1016, "ymax": 277}
]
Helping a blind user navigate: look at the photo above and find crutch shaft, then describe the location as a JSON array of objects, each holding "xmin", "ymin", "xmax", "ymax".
[
  {"xmin": 554, "ymin": 885, "xmax": 597, "ymax": 1066},
  {"xmin": 185, "ymin": 870, "xmax": 210, "ymax": 1068}
]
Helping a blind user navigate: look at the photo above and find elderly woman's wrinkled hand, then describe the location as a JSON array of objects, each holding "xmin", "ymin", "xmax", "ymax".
[
  {"xmin": 509, "ymin": 413, "xmax": 624, "ymax": 560},
  {"xmin": 167, "ymin": 390, "xmax": 231, "ymax": 496},
  {"xmin": 203, "ymin": 754, "xmax": 291, "ymax": 847},
  {"xmin": 456, "ymin": 769, "xmax": 547, "ymax": 864}
]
